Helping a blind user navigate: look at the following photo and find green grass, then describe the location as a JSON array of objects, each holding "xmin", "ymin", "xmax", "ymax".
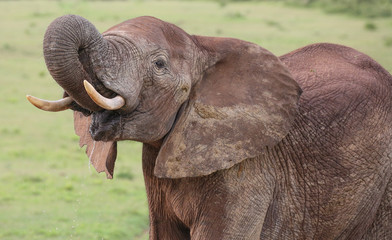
[
  {"xmin": 1, "ymin": 1, "xmax": 391, "ymax": 239},
  {"xmin": 273, "ymin": 0, "xmax": 392, "ymax": 18}
]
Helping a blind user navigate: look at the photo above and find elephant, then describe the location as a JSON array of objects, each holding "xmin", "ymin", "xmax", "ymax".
[{"xmin": 27, "ymin": 15, "xmax": 392, "ymax": 239}]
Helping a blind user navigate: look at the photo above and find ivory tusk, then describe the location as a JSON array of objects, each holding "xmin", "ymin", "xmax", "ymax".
[
  {"xmin": 83, "ymin": 80, "xmax": 125, "ymax": 111},
  {"xmin": 26, "ymin": 95, "xmax": 73, "ymax": 112}
]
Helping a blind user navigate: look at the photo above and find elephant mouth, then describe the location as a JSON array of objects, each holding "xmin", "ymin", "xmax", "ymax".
[
  {"xmin": 89, "ymin": 110, "xmax": 122, "ymax": 142},
  {"xmin": 27, "ymin": 79, "xmax": 142, "ymax": 142},
  {"xmin": 27, "ymin": 80, "xmax": 131, "ymax": 142}
]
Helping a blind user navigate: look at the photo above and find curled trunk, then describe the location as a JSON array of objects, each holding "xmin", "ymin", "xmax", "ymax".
[{"xmin": 43, "ymin": 15, "xmax": 110, "ymax": 111}]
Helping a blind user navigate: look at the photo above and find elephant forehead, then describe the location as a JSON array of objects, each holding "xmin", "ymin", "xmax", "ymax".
[
  {"xmin": 105, "ymin": 16, "xmax": 165, "ymax": 35},
  {"xmin": 104, "ymin": 16, "xmax": 191, "ymax": 53}
]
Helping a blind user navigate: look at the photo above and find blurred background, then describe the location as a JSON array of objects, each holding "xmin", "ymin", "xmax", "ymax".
[{"xmin": 0, "ymin": 0, "xmax": 391, "ymax": 239}]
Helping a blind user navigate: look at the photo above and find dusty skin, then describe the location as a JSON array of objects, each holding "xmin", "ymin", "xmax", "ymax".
[{"xmin": 28, "ymin": 15, "xmax": 392, "ymax": 239}]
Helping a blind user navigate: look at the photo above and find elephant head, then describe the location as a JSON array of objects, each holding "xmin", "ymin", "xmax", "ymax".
[{"xmin": 28, "ymin": 15, "xmax": 301, "ymax": 178}]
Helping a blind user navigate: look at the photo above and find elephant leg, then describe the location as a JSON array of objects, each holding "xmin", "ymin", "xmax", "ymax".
[
  {"xmin": 187, "ymin": 160, "xmax": 276, "ymax": 240},
  {"xmin": 142, "ymin": 144, "xmax": 191, "ymax": 240},
  {"xmin": 361, "ymin": 177, "xmax": 392, "ymax": 239},
  {"xmin": 148, "ymin": 215, "xmax": 190, "ymax": 240},
  {"xmin": 190, "ymin": 216, "xmax": 264, "ymax": 240},
  {"xmin": 188, "ymin": 194, "xmax": 271, "ymax": 240}
]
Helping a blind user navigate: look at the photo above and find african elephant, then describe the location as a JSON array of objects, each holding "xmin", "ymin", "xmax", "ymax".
[{"xmin": 27, "ymin": 15, "xmax": 392, "ymax": 239}]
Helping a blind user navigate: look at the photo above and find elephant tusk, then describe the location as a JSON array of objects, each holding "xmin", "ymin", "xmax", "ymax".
[
  {"xmin": 83, "ymin": 80, "xmax": 125, "ymax": 111},
  {"xmin": 26, "ymin": 95, "xmax": 73, "ymax": 112}
]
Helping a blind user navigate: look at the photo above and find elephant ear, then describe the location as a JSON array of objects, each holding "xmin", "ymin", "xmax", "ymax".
[
  {"xmin": 73, "ymin": 111, "xmax": 117, "ymax": 179},
  {"xmin": 154, "ymin": 37, "xmax": 301, "ymax": 178}
]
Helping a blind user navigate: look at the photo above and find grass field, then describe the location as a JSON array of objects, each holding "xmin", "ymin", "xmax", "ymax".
[{"xmin": 1, "ymin": 1, "xmax": 391, "ymax": 239}]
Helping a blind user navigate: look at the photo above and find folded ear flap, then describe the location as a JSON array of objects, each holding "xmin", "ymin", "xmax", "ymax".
[
  {"xmin": 154, "ymin": 37, "xmax": 301, "ymax": 178},
  {"xmin": 73, "ymin": 111, "xmax": 117, "ymax": 179}
]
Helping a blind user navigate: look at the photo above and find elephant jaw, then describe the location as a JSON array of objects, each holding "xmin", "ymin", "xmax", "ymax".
[
  {"xmin": 26, "ymin": 89, "xmax": 127, "ymax": 179},
  {"xmin": 74, "ymin": 111, "xmax": 117, "ymax": 179}
]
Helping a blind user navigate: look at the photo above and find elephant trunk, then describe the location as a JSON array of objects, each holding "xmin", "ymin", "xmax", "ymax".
[{"xmin": 43, "ymin": 14, "xmax": 111, "ymax": 112}]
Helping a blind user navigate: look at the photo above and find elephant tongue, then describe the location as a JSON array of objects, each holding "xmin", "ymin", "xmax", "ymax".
[{"xmin": 74, "ymin": 112, "xmax": 117, "ymax": 179}]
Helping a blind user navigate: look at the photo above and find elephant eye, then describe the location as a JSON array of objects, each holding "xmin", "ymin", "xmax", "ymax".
[{"xmin": 154, "ymin": 59, "xmax": 166, "ymax": 69}]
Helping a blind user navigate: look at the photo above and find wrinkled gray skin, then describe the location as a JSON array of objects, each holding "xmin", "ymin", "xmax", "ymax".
[{"xmin": 41, "ymin": 15, "xmax": 392, "ymax": 239}]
